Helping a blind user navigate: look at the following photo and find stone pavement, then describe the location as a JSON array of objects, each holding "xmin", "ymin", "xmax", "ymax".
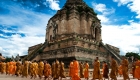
[{"xmin": 0, "ymin": 74, "xmax": 137, "ymax": 80}]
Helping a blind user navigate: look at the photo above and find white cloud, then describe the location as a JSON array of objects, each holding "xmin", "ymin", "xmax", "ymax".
[
  {"xmin": 0, "ymin": 3, "xmax": 52, "ymax": 57},
  {"xmin": 102, "ymin": 22, "xmax": 140, "ymax": 55},
  {"xmin": 127, "ymin": 0, "xmax": 140, "ymax": 18},
  {"xmin": 113, "ymin": 0, "xmax": 140, "ymax": 19},
  {"xmin": 113, "ymin": 0, "xmax": 132, "ymax": 6},
  {"xmin": 97, "ymin": 15, "xmax": 110, "ymax": 24},
  {"xmin": 92, "ymin": 3, "xmax": 115, "ymax": 15},
  {"xmin": 46, "ymin": 0, "xmax": 60, "ymax": 10}
]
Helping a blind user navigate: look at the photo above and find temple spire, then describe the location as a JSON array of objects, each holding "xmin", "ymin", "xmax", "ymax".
[{"xmin": 66, "ymin": 0, "xmax": 83, "ymax": 4}]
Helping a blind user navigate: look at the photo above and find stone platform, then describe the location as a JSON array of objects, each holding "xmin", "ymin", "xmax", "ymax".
[{"xmin": 0, "ymin": 74, "xmax": 137, "ymax": 80}]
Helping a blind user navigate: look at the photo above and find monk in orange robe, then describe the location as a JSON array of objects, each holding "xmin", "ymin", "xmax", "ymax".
[
  {"xmin": 16, "ymin": 60, "xmax": 22, "ymax": 76},
  {"xmin": 6, "ymin": 62, "xmax": 10, "ymax": 75},
  {"xmin": 51, "ymin": 61, "xmax": 55, "ymax": 78},
  {"xmin": 60, "ymin": 61, "xmax": 66, "ymax": 80},
  {"xmin": 132, "ymin": 62, "xmax": 135, "ymax": 79},
  {"xmin": 110, "ymin": 56, "xmax": 118, "ymax": 80},
  {"xmin": 1, "ymin": 61, "xmax": 6, "ymax": 74},
  {"xmin": 54, "ymin": 59, "xmax": 60, "ymax": 79},
  {"xmin": 118, "ymin": 64, "xmax": 122, "ymax": 77},
  {"xmin": 38, "ymin": 60, "xmax": 44, "ymax": 79},
  {"xmin": 134, "ymin": 58, "xmax": 140, "ymax": 80},
  {"xmin": 121, "ymin": 57, "xmax": 130, "ymax": 80},
  {"xmin": 22, "ymin": 60, "xmax": 29, "ymax": 78},
  {"xmin": 102, "ymin": 61, "xmax": 109, "ymax": 80},
  {"xmin": 33, "ymin": 60, "xmax": 38, "ymax": 79},
  {"xmin": 9, "ymin": 60, "xmax": 14, "ymax": 75},
  {"xmin": 79, "ymin": 62, "xmax": 84, "ymax": 78},
  {"xmin": 69, "ymin": 61, "xmax": 73, "ymax": 78},
  {"xmin": 72, "ymin": 59, "xmax": 80, "ymax": 80},
  {"xmin": 93, "ymin": 59, "xmax": 101, "ymax": 80},
  {"xmin": 12, "ymin": 61, "xmax": 17, "ymax": 75},
  {"xmin": 84, "ymin": 61, "xmax": 89, "ymax": 80},
  {"xmin": 44, "ymin": 61, "xmax": 52, "ymax": 80}
]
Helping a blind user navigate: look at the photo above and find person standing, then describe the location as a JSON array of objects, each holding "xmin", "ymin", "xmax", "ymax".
[
  {"xmin": 59, "ymin": 61, "xmax": 66, "ymax": 80},
  {"xmin": 84, "ymin": 61, "xmax": 89, "ymax": 80},
  {"xmin": 134, "ymin": 58, "xmax": 140, "ymax": 80},
  {"xmin": 79, "ymin": 62, "xmax": 84, "ymax": 78},
  {"xmin": 54, "ymin": 59, "xmax": 60, "ymax": 80},
  {"xmin": 44, "ymin": 61, "xmax": 52, "ymax": 80},
  {"xmin": 51, "ymin": 61, "xmax": 55, "ymax": 79},
  {"xmin": 110, "ymin": 56, "xmax": 118, "ymax": 80},
  {"xmin": 22, "ymin": 59, "xmax": 29, "ymax": 78},
  {"xmin": 38, "ymin": 60, "xmax": 44, "ymax": 79},
  {"xmin": 121, "ymin": 57, "xmax": 130, "ymax": 80},
  {"xmin": 72, "ymin": 59, "xmax": 80, "ymax": 80},
  {"xmin": 118, "ymin": 64, "xmax": 123, "ymax": 77},
  {"xmin": 93, "ymin": 57, "xmax": 101, "ymax": 80},
  {"xmin": 102, "ymin": 61, "xmax": 109, "ymax": 80},
  {"xmin": 69, "ymin": 60, "xmax": 73, "ymax": 79},
  {"xmin": 15, "ymin": 59, "xmax": 22, "ymax": 76}
]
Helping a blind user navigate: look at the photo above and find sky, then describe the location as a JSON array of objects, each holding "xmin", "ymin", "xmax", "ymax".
[{"xmin": 0, "ymin": 0, "xmax": 140, "ymax": 57}]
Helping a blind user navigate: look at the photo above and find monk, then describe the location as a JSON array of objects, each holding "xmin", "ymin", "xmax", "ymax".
[
  {"xmin": 132, "ymin": 62, "xmax": 135, "ymax": 79},
  {"xmin": 110, "ymin": 56, "xmax": 118, "ymax": 80},
  {"xmin": 72, "ymin": 59, "xmax": 80, "ymax": 80},
  {"xmin": 51, "ymin": 61, "xmax": 55, "ymax": 78},
  {"xmin": 9, "ymin": 60, "xmax": 14, "ymax": 75},
  {"xmin": 33, "ymin": 60, "xmax": 38, "ymax": 79},
  {"xmin": 44, "ymin": 61, "xmax": 52, "ymax": 80},
  {"xmin": 134, "ymin": 58, "xmax": 140, "ymax": 80},
  {"xmin": 38, "ymin": 60, "xmax": 44, "ymax": 79},
  {"xmin": 60, "ymin": 61, "xmax": 66, "ymax": 80},
  {"xmin": 69, "ymin": 60, "xmax": 73, "ymax": 79},
  {"xmin": 102, "ymin": 61, "xmax": 109, "ymax": 80},
  {"xmin": 29, "ymin": 61, "xmax": 34, "ymax": 79},
  {"xmin": 84, "ymin": 61, "xmax": 89, "ymax": 80},
  {"xmin": 118, "ymin": 64, "xmax": 122, "ymax": 77},
  {"xmin": 22, "ymin": 60, "xmax": 29, "ymax": 78},
  {"xmin": 54, "ymin": 59, "xmax": 60, "ymax": 79},
  {"xmin": 6, "ymin": 62, "xmax": 10, "ymax": 75},
  {"xmin": 12, "ymin": 61, "xmax": 17, "ymax": 76},
  {"xmin": 93, "ymin": 57, "xmax": 101, "ymax": 80},
  {"xmin": 121, "ymin": 57, "xmax": 130, "ymax": 80},
  {"xmin": 0, "ymin": 61, "xmax": 2, "ymax": 73},
  {"xmin": 79, "ymin": 62, "xmax": 84, "ymax": 78},
  {"xmin": 1, "ymin": 61, "xmax": 6, "ymax": 74}
]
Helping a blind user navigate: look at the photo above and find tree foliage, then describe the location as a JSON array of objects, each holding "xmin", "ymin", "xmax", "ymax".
[{"xmin": 125, "ymin": 52, "xmax": 140, "ymax": 60}]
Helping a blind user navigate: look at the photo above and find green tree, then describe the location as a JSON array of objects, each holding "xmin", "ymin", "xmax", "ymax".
[
  {"xmin": 125, "ymin": 52, "xmax": 140, "ymax": 61},
  {"xmin": 5, "ymin": 57, "xmax": 11, "ymax": 62}
]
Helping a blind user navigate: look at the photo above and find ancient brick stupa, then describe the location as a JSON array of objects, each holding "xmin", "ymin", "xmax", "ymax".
[{"xmin": 24, "ymin": 0, "xmax": 121, "ymax": 66}]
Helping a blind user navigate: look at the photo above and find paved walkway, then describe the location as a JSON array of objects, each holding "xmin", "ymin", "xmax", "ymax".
[{"xmin": 0, "ymin": 74, "xmax": 137, "ymax": 80}]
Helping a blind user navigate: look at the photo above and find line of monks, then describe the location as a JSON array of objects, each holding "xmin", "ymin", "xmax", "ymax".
[{"xmin": 0, "ymin": 56, "xmax": 140, "ymax": 80}]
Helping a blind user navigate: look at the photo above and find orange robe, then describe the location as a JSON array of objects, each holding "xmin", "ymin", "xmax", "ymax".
[
  {"xmin": 22, "ymin": 61, "xmax": 29, "ymax": 77},
  {"xmin": 1, "ymin": 62, "xmax": 6, "ymax": 74},
  {"xmin": 102, "ymin": 63, "xmax": 109, "ymax": 78},
  {"xmin": 38, "ymin": 61, "xmax": 44, "ymax": 77},
  {"xmin": 60, "ymin": 62, "xmax": 65, "ymax": 78},
  {"xmin": 110, "ymin": 59, "xmax": 118, "ymax": 80},
  {"xmin": 44, "ymin": 63, "xmax": 52, "ymax": 77},
  {"xmin": 93, "ymin": 60, "xmax": 101, "ymax": 79},
  {"xmin": 122, "ymin": 59, "xmax": 129, "ymax": 80},
  {"xmin": 72, "ymin": 60, "xmax": 80, "ymax": 80},
  {"xmin": 134, "ymin": 60, "xmax": 140, "ymax": 79},
  {"xmin": 12, "ymin": 62, "xmax": 17, "ymax": 75},
  {"xmin": 79, "ymin": 63, "xmax": 84, "ymax": 78},
  {"xmin": 6, "ymin": 62, "xmax": 10, "ymax": 74},
  {"xmin": 84, "ymin": 63, "xmax": 89, "ymax": 78},
  {"xmin": 69, "ymin": 61, "xmax": 73, "ymax": 77},
  {"xmin": 9, "ymin": 61, "xmax": 14, "ymax": 74},
  {"xmin": 118, "ymin": 65, "xmax": 122, "ymax": 76}
]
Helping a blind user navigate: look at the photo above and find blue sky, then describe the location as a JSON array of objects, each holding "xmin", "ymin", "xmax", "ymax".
[{"xmin": 0, "ymin": 0, "xmax": 140, "ymax": 57}]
